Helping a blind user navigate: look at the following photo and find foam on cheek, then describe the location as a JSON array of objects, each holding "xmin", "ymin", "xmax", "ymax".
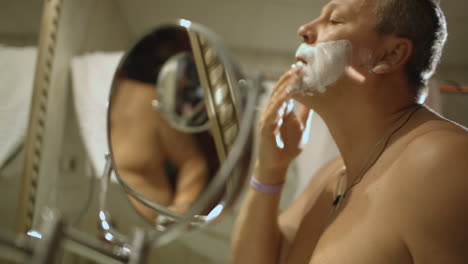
[{"xmin": 287, "ymin": 40, "xmax": 353, "ymax": 96}]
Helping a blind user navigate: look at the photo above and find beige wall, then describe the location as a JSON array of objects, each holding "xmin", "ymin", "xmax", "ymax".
[
  {"xmin": 0, "ymin": 1, "xmax": 42, "ymax": 233},
  {"xmin": 0, "ymin": 0, "xmax": 43, "ymax": 40}
]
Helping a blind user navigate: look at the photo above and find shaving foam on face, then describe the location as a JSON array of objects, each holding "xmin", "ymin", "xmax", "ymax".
[{"xmin": 287, "ymin": 40, "xmax": 353, "ymax": 96}]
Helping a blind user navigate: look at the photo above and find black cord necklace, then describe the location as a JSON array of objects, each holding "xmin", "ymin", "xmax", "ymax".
[{"xmin": 330, "ymin": 105, "xmax": 422, "ymax": 214}]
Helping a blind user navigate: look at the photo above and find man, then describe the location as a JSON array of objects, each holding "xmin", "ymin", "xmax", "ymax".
[{"xmin": 230, "ymin": 0, "xmax": 468, "ymax": 263}]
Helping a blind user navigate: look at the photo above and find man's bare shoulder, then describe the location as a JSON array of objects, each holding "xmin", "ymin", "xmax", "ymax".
[
  {"xmin": 396, "ymin": 119, "xmax": 468, "ymax": 195},
  {"xmin": 401, "ymin": 119, "xmax": 468, "ymax": 169},
  {"xmin": 390, "ymin": 120, "xmax": 468, "ymax": 262}
]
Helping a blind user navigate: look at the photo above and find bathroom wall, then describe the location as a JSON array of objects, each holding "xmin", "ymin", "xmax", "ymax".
[
  {"xmin": 436, "ymin": 65, "xmax": 468, "ymax": 127},
  {"xmin": 0, "ymin": 0, "xmax": 42, "ymax": 232},
  {"xmin": 0, "ymin": 0, "xmax": 43, "ymax": 45}
]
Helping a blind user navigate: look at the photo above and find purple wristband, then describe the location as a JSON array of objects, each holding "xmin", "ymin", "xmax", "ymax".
[{"xmin": 250, "ymin": 177, "xmax": 284, "ymax": 194}]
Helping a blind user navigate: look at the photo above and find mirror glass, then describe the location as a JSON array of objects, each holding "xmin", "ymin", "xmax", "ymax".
[{"xmin": 107, "ymin": 22, "xmax": 248, "ymax": 226}]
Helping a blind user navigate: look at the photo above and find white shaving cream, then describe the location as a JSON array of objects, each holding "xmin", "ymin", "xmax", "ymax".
[{"xmin": 288, "ymin": 40, "xmax": 352, "ymax": 96}]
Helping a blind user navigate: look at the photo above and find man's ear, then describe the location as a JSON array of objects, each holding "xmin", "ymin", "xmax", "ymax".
[{"xmin": 372, "ymin": 38, "xmax": 413, "ymax": 74}]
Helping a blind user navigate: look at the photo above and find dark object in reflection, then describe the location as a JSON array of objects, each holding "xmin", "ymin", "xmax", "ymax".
[
  {"xmin": 108, "ymin": 25, "xmax": 219, "ymax": 222},
  {"xmin": 156, "ymin": 52, "xmax": 208, "ymax": 130}
]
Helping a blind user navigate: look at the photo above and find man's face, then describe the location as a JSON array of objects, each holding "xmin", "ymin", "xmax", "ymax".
[{"xmin": 296, "ymin": 0, "xmax": 384, "ymax": 78}]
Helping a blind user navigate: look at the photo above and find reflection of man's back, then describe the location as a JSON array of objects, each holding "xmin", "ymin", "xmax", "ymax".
[
  {"xmin": 110, "ymin": 79, "xmax": 174, "ymax": 220},
  {"xmin": 110, "ymin": 78, "xmax": 211, "ymax": 220}
]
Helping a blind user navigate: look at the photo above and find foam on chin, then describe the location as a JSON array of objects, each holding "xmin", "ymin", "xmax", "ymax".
[{"xmin": 288, "ymin": 40, "xmax": 353, "ymax": 96}]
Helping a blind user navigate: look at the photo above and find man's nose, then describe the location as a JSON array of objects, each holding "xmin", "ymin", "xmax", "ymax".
[{"xmin": 297, "ymin": 22, "xmax": 317, "ymax": 44}]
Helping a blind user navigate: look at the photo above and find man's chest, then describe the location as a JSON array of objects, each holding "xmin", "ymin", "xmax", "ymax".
[
  {"xmin": 308, "ymin": 211, "xmax": 412, "ymax": 264},
  {"xmin": 283, "ymin": 175, "xmax": 413, "ymax": 264}
]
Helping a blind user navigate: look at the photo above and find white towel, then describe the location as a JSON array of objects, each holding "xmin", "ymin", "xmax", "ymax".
[
  {"xmin": 70, "ymin": 52, "xmax": 124, "ymax": 177},
  {"xmin": 0, "ymin": 45, "xmax": 37, "ymax": 171}
]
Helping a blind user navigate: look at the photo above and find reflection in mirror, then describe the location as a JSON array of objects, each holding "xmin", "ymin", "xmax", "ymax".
[
  {"xmin": 108, "ymin": 25, "xmax": 221, "ymax": 223},
  {"xmin": 156, "ymin": 52, "xmax": 210, "ymax": 132}
]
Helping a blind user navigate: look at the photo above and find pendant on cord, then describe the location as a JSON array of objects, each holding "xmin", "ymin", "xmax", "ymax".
[{"xmin": 332, "ymin": 194, "xmax": 342, "ymax": 207}]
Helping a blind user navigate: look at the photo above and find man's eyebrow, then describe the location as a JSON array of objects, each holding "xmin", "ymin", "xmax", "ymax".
[{"xmin": 321, "ymin": 2, "xmax": 340, "ymax": 15}]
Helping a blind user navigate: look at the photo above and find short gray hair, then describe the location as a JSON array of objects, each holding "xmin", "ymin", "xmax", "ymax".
[{"xmin": 375, "ymin": 0, "xmax": 447, "ymax": 94}]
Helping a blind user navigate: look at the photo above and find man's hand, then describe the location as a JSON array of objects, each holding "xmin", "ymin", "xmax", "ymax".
[{"xmin": 256, "ymin": 68, "xmax": 313, "ymax": 184}]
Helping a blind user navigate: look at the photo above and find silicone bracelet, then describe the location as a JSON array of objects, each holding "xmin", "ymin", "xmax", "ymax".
[{"xmin": 250, "ymin": 177, "xmax": 284, "ymax": 194}]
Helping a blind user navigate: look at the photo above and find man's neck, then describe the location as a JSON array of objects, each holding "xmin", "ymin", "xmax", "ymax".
[{"xmin": 313, "ymin": 82, "xmax": 418, "ymax": 184}]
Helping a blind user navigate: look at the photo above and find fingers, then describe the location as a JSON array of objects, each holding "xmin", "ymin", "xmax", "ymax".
[
  {"xmin": 270, "ymin": 67, "xmax": 301, "ymax": 99},
  {"xmin": 260, "ymin": 90, "xmax": 289, "ymax": 128},
  {"xmin": 279, "ymin": 104, "xmax": 300, "ymax": 139},
  {"xmin": 299, "ymin": 106, "xmax": 314, "ymax": 148},
  {"xmin": 261, "ymin": 71, "xmax": 300, "ymax": 123},
  {"xmin": 259, "ymin": 68, "xmax": 302, "ymax": 141},
  {"xmin": 298, "ymin": 105, "xmax": 313, "ymax": 128},
  {"xmin": 276, "ymin": 100, "xmax": 295, "ymax": 134},
  {"xmin": 275, "ymin": 104, "xmax": 313, "ymax": 153}
]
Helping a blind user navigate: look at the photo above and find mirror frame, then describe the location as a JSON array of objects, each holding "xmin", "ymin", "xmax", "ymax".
[{"xmin": 187, "ymin": 26, "xmax": 242, "ymax": 162}]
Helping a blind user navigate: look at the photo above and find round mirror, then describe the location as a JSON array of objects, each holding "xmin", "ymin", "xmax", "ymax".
[{"xmin": 107, "ymin": 20, "xmax": 256, "ymax": 230}]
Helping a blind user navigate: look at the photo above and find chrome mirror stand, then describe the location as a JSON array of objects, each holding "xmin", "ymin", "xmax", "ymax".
[
  {"xmin": 0, "ymin": 209, "xmax": 66, "ymax": 264},
  {"xmin": 98, "ymin": 154, "xmax": 135, "ymax": 245},
  {"xmin": 0, "ymin": 209, "xmax": 150, "ymax": 263}
]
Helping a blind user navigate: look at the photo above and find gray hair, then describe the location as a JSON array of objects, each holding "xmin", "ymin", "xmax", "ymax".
[{"xmin": 375, "ymin": 0, "xmax": 448, "ymax": 94}]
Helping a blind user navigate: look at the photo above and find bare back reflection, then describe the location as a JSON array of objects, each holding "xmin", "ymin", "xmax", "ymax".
[
  {"xmin": 111, "ymin": 80, "xmax": 206, "ymax": 219},
  {"xmin": 108, "ymin": 26, "xmax": 219, "ymax": 222}
]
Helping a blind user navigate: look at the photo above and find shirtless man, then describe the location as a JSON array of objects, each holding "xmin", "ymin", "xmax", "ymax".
[{"xmin": 231, "ymin": 0, "xmax": 468, "ymax": 263}]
